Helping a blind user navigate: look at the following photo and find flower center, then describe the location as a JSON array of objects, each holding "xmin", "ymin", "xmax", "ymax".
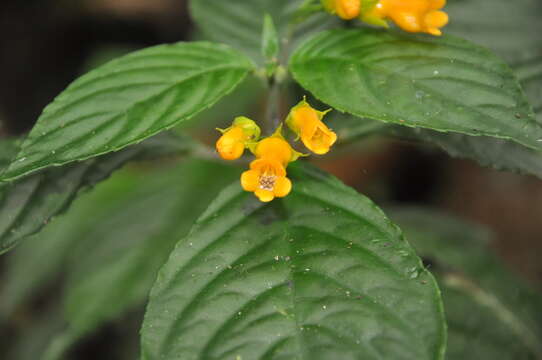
[{"xmin": 259, "ymin": 174, "xmax": 277, "ymax": 191}]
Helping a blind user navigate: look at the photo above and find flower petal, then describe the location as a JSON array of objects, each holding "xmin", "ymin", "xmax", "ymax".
[
  {"xmin": 274, "ymin": 177, "xmax": 292, "ymax": 198},
  {"xmin": 241, "ymin": 170, "xmax": 259, "ymax": 191},
  {"xmin": 254, "ymin": 189, "xmax": 275, "ymax": 202}
]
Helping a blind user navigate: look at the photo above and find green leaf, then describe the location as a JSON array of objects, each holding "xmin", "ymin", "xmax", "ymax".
[
  {"xmin": 189, "ymin": 0, "xmax": 338, "ymax": 65},
  {"xmin": 0, "ymin": 169, "xmax": 144, "ymax": 318},
  {"xmin": 390, "ymin": 57, "xmax": 542, "ymax": 179},
  {"xmin": 141, "ymin": 165, "xmax": 446, "ymax": 360},
  {"xmin": 398, "ymin": 128, "xmax": 542, "ymax": 179},
  {"xmin": 445, "ymin": 0, "xmax": 542, "ymax": 63},
  {"xmin": 0, "ymin": 133, "xmax": 186, "ymax": 255},
  {"xmin": 0, "ymin": 42, "xmax": 253, "ymax": 181},
  {"xmin": 516, "ymin": 57, "xmax": 542, "ymax": 118},
  {"xmin": 262, "ymin": 13, "xmax": 280, "ymax": 76},
  {"xmin": 390, "ymin": 207, "xmax": 542, "ymax": 360},
  {"xmin": 62, "ymin": 160, "xmax": 239, "ymax": 338},
  {"xmin": 290, "ymin": 29, "xmax": 542, "ymax": 151},
  {"xmin": 1, "ymin": 159, "xmax": 239, "ymax": 359}
]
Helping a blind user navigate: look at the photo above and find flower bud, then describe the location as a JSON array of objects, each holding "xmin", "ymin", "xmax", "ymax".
[
  {"xmin": 286, "ymin": 99, "xmax": 337, "ymax": 155},
  {"xmin": 215, "ymin": 117, "xmax": 260, "ymax": 160}
]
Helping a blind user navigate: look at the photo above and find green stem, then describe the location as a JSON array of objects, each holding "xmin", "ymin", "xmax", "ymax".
[{"xmin": 265, "ymin": 77, "xmax": 281, "ymax": 134}]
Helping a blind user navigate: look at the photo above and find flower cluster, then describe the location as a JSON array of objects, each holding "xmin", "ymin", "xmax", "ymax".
[
  {"xmin": 322, "ymin": 0, "xmax": 448, "ymax": 36},
  {"xmin": 216, "ymin": 99, "xmax": 337, "ymax": 202}
]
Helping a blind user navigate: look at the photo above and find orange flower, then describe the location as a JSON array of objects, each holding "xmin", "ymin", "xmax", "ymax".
[
  {"xmin": 241, "ymin": 158, "xmax": 292, "ymax": 202},
  {"xmin": 216, "ymin": 117, "xmax": 260, "ymax": 160},
  {"xmin": 369, "ymin": 0, "xmax": 448, "ymax": 35},
  {"xmin": 286, "ymin": 99, "xmax": 337, "ymax": 155},
  {"xmin": 252, "ymin": 126, "xmax": 304, "ymax": 165},
  {"xmin": 322, "ymin": 0, "xmax": 361, "ymax": 20}
]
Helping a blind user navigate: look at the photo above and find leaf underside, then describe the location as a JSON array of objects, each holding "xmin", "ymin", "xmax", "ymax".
[{"xmin": 0, "ymin": 133, "xmax": 187, "ymax": 255}]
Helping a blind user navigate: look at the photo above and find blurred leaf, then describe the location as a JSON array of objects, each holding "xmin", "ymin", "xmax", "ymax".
[
  {"xmin": 63, "ymin": 160, "xmax": 239, "ymax": 337},
  {"xmin": 141, "ymin": 165, "xmax": 445, "ymax": 360},
  {"xmin": 0, "ymin": 169, "xmax": 144, "ymax": 317},
  {"xmin": 291, "ymin": 29, "xmax": 542, "ymax": 152},
  {"xmin": 189, "ymin": 0, "xmax": 338, "ymax": 65},
  {"xmin": 330, "ymin": 112, "xmax": 389, "ymax": 143},
  {"xmin": 5, "ymin": 306, "xmax": 66, "ymax": 360},
  {"xmin": 2, "ymin": 158, "xmax": 239, "ymax": 359},
  {"xmin": 516, "ymin": 57, "xmax": 542, "ymax": 118},
  {"xmin": 390, "ymin": 207, "xmax": 542, "ymax": 360},
  {"xmin": 0, "ymin": 133, "xmax": 187, "ymax": 255},
  {"xmin": 445, "ymin": 0, "xmax": 542, "ymax": 64},
  {"xmin": 0, "ymin": 42, "xmax": 253, "ymax": 181},
  {"xmin": 397, "ymin": 129, "xmax": 542, "ymax": 179}
]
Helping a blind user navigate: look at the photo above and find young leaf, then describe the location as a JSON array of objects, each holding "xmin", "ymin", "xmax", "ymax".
[
  {"xmin": 290, "ymin": 29, "xmax": 542, "ymax": 151},
  {"xmin": 141, "ymin": 165, "xmax": 446, "ymax": 360},
  {"xmin": 262, "ymin": 14, "xmax": 280, "ymax": 63},
  {"xmin": 0, "ymin": 133, "xmax": 187, "ymax": 255},
  {"xmin": 0, "ymin": 42, "xmax": 253, "ymax": 181},
  {"xmin": 390, "ymin": 207, "xmax": 542, "ymax": 360},
  {"xmin": 189, "ymin": 0, "xmax": 338, "ymax": 65}
]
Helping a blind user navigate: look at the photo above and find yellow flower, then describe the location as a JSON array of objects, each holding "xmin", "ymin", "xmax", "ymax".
[
  {"xmin": 252, "ymin": 126, "xmax": 304, "ymax": 165},
  {"xmin": 369, "ymin": 0, "xmax": 448, "ymax": 36},
  {"xmin": 322, "ymin": 0, "xmax": 361, "ymax": 20},
  {"xmin": 286, "ymin": 99, "xmax": 337, "ymax": 155},
  {"xmin": 241, "ymin": 127, "xmax": 301, "ymax": 202},
  {"xmin": 241, "ymin": 158, "xmax": 292, "ymax": 202},
  {"xmin": 216, "ymin": 117, "xmax": 260, "ymax": 160}
]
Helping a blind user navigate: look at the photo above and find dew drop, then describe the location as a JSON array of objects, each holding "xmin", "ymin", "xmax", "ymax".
[{"xmin": 415, "ymin": 90, "xmax": 425, "ymax": 99}]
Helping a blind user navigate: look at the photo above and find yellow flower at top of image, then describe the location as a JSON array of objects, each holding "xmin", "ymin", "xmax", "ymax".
[
  {"xmin": 322, "ymin": 0, "xmax": 361, "ymax": 20},
  {"xmin": 286, "ymin": 98, "xmax": 337, "ymax": 155},
  {"xmin": 215, "ymin": 117, "xmax": 261, "ymax": 160},
  {"xmin": 368, "ymin": 0, "xmax": 449, "ymax": 35}
]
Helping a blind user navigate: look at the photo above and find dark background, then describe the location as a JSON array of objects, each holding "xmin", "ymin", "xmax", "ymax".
[{"xmin": 1, "ymin": 0, "xmax": 541, "ymax": 358}]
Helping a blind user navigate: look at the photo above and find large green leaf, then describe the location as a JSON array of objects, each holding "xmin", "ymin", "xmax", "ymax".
[
  {"xmin": 0, "ymin": 133, "xmax": 187, "ymax": 255},
  {"xmin": 141, "ymin": 165, "xmax": 446, "ymax": 360},
  {"xmin": 290, "ymin": 29, "xmax": 542, "ymax": 151},
  {"xmin": 0, "ymin": 42, "xmax": 253, "ymax": 181},
  {"xmin": 445, "ymin": 0, "xmax": 542, "ymax": 63},
  {"xmin": 189, "ymin": 0, "xmax": 338, "ymax": 65},
  {"xmin": 390, "ymin": 208, "xmax": 542, "ymax": 360},
  {"xmin": 392, "ymin": 58, "xmax": 542, "ymax": 179}
]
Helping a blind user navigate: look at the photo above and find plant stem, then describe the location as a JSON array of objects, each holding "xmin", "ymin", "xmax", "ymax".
[{"xmin": 265, "ymin": 77, "xmax": 281, "ymax": 134}]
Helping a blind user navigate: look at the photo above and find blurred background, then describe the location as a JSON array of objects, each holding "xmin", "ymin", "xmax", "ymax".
[{"xmin": 1, "ymin": 0, "xmax": 541, "ymax": 359}]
